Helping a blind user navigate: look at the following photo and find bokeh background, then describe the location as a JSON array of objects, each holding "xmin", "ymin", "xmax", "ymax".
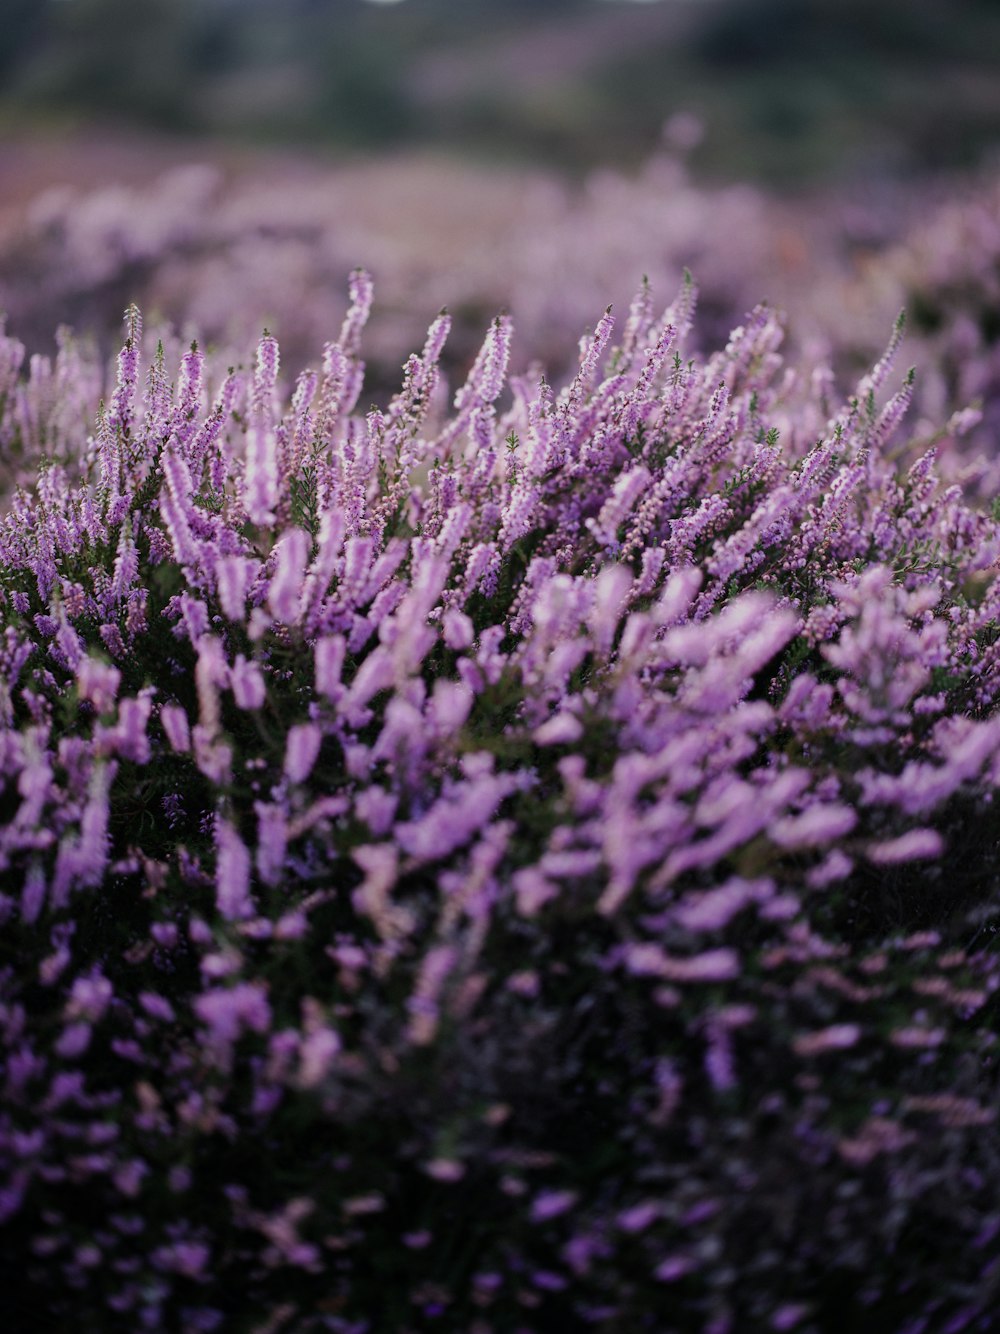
[
  {"xmin": 1, "ymin": 0, "xmax": 999, "ymax": 394},
  {"xmin": 4, "ymin": 0, "xmax": 1000, "ymax": 181}
]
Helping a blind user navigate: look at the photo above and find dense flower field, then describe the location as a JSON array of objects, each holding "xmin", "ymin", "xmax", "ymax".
[{"xmin": 2, "ymin": 238, "xmax": 1000, "ymax": 1332}]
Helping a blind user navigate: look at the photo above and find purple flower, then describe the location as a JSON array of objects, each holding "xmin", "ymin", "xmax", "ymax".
[
  {"xmin": 268, "ymin": 527, "xmax": 310, "ymax": 626},
  {"xmin": 255, "ymin": 801, "xmax": 288, "ymax": 887},
  {"xmin": 230, "ymin": 655, "xmax": 266, "ymax": 712},
  {"xmin": 616, "ymin": 1201, "xmax": 660, "ymax": 1234},
  {"xmin": 298, "ymin": 1026, "xmax": 341, "ymax": 1088},
  {"xmin": 216, "ymin": 555, "xmax": 257, "ymax": 623},
  {"xmin": 427, "ymin": 679, "xmax": 474, "ymax": 735},
  {"xmin": 423, "ymin": 1158, "xmax": 465, "ymax": 1183},
  {"xmin": 653, "ymin": 1254, "xmax": 696, "ymax": 1282},
  {"xmin": 771, "ymin": 803, "xmax": 857, "ymax": 850},
  {"xmin": 869, "ymin": 828, "xmax": 944, "ymax": 864},
  {"xmin": 76, "ymin": 657, "xmax": 120, "ymax": 714},
  {"xmin": 215, "ymin": 817, "xmax": 253, "ymax": 921},
  {"xmin": 114, "ymin": 693, "xmax": 152, "ymax": 763},
  {"xmin": 284, "ymin": 722, "xmax": 322, "ymax": 785},
  {"xmin": 793, "ymin": 1024, "xmax": 862, "ymax": 1057},
  {"xmin": 55, "ymin": 1021, "xmax": 92, "ymax": 1058},
  {"xmin": 19, "ymin": 862, "xmax": 47, "ymax": 924},
  {"xmin": 530, "ymin": 1189, "xmax": 578, "ymax": 1223},
  {"xmin": 314, "ymin": 634, "xmax": 346, "ymax": 700},
  {"xmin": 245, "ymin": 332, "xmax": 280, "ymax": 525},
  {"xmin": 194, "ymin": 982, "xmax": 271, "ymax": 1045},
  {"xmin": 160, "ymin": 703, "xmax": 191, "ymax": 753}
]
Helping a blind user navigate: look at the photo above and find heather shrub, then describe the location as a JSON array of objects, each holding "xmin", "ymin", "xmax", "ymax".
[{"xmin": 1, "ymin": 272, "xmax": 1000, "ymax": 1333}]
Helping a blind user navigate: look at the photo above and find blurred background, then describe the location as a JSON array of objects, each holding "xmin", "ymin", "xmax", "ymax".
[
  {"xmin": 1, "ymin": 0, "xmax": 999, "ymax": 399},
  {"xmin": 3, "ymin": 0, "xmax": 1000, "ymax": 183}
]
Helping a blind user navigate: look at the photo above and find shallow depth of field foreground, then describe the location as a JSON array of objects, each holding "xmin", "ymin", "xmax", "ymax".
[{"xmin": 2, "ymin": 259, "xmax": 1000, "ymax": 1333}]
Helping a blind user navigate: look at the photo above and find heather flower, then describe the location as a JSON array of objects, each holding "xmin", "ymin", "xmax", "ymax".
[
  {"xmin": 838, "ymin": 1117, "xmax": 918, "ymax": 1167},
  {"xmin": 228, "ymin": 654, "xmax": 265, "ymax": 712},
  {"xmin": 19, "ymin": 861, "xmax": 47, "ymax": 924},
  {"xmin": 66, "ymin": 971, "xmax": 113, "ymax": 1022},
  {"xmin": 194, "ymin": 982, "xmax": 271, "ymax": 1046},
  {"xmin": 283, "ymin": 722, "xmax": 321, "ymax": 785},
  {"xmin": 253, "ymin": 802, "xmax": 288, "ymax": 888},
  {"xmin": 423, "ymin": 1158, "xmax": 466, "ymax": 1183},
  {"xmin": 113, "ymin": 694, "xmax": 152, "ymax": 764},
  {"xmin": 216, "ymin": 555, "xmax": 257, "ymax": 623},
  {"xmin": 533, "ymin": 712, "xmax": 583, "ymax": 746},
  {"xmin": 674, "ymin": 878, "xmax": 771, "ymax": 932},
  {"xmin": 138, "ymin": 992, "xmax": 176, "ymax": 1024},
  {"xmin": 654, "ymin": 1255, "xmax": 696, "ymax": 1283},
  {"xmin": 792, "ymin": 1025, "xmax": 862, "ymax": 1057},
  {"xmin": 903, "ymin": 1095, "xmax": 995, "ymax": 1127},
  {"xmin": 245, "ymin": 332, "xmax": 280, "ymax": 525},
  {"xmin": 160, "ymin": 702, "xmax": 191, "ymax": 753},
  {"xmin": 616, "ymin": 1201, "xmax": 660, "ymax": 1234},
  {"xmin": 215, "ymin": 817, "xmax": 253, "ymax": 921},
  {"xmin": 771, "ymin": 1304, "xmax": 813, "ymax": 1332},
  {"xmin": 351, "ymin": 842, "xmax": 411, "ymax": 941},
  {"xmin": 530, "ymin": 1189, "xmax": 578, "ymax": 1223},
  {"xmin": 441, "ymin": 608, "xmax": 474, "ymax": 651},
  {"xmin": 869, "ymin": 828, "xmax": 944, "ymax": 863},
  {"xmin": 770, "ymin": 803, "xmax": 857, "ymax": 850},
  {"xmin": 424, "ymin": 679, "xmax": 473, "ymax": 737},
  {"xmin": 76, "ymin": 657, "xmax": 120, "ymax": 715},
  {"xmin": 297, "ymin": 1025, "xmax": 340, "ymax": 1089},
  {"xmin": 889, "ymin": 1025, "xmax": 946, "ymax": 1049},
  {"xmin": 395, "ymin": 772, "xmax": 524, "ymax": 863},
  {"xmin": 268, "ymin": 527, "xmax": 310, "ymax": 626}
]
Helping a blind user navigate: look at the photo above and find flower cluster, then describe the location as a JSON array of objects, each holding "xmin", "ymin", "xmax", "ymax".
[{"xmin": 1, "ymin": 271, "xmax": 1000, "ymax": 1332}]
